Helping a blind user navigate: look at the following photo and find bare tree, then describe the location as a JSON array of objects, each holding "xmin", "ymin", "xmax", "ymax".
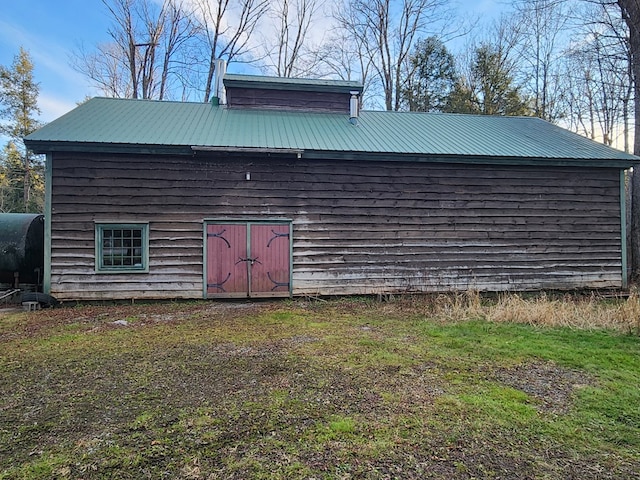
[
  {"xmin": 72, "ymin": 0, "xmax": 199, "ymax": 100},
  {"xmin": 555, "ymin": 1, "xmax": 632, "ymax": 148},
  {"xmin": 562, "ymin": 53, "xmax": 590, "ymax": 137},
  {"xmin": 607, "ymin": 0, "xmax": 640, "ymax": 281},
  {"xmin": 72, "ymin": 42, "xmax": 133, "ymax": 98},
  {"xmin": 100, "ymin": 0, "xmax": 166, "ymax": 99},
  {"xmin": 563, "ymin": 52, "xmax": 599, "ymax": 139},
  {"xmin": 334, "ymin": 0, "xmax": 452, "ymax": 111},
  {"xmin": 158, "ymin": 0, "xmax": 199, "ymax": 100},
  {"xmin": 196, "ymin": 0, "xmax": 269, "ymax": 101},
  {"xmin": 258, "ymin": 0, "xmax": 324, "ymax": 78},
  {"xmin": 565, "ymin": 37, "xmax": 629, "ymax": 146},
  {"xmin": 592, "ymin": 1, "xmax": 640, "ymax": 152},
  {"xmin": 316, "ymin": 30, "xmax": 364, "ymax": 81},
  {"xmin": 514, "ymin": 0, "xmax": 571, "ymax": 122},
  {"xmin": 312, "ymin": 27, "xmax": 378, "ymax": 107},
  {"xmin": 310, "ymin": 5, "xmax": 377, "ymax": 105}
]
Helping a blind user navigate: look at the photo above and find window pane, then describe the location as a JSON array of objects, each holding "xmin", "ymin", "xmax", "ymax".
[{"xmin": 99, "ymin": 225, "xmax": 146, "ymax": 270}]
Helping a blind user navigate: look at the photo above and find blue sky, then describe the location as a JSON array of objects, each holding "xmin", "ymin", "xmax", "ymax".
[
  {"xmin": 1, "ymin": 0, "xmax": 108, "ymax": 122},
  {"xmin": 1, "ymin": 0, "xmax": 503, "ymax": 126}
]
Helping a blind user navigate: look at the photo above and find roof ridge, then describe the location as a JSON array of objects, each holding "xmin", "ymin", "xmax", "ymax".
[
  {"xmin": 224, "ymin": 73, "xmax": 362, "ymax": 86},
  {"xmin": 90, "ymin": 96, "xmax": 210, "ymax": 106},
  {"xmin": 359, "ymin": 110, "xmax": 545, "ymax": 121}
]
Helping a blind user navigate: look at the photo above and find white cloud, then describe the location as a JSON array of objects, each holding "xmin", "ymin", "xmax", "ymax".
[
  {"xmin": 38, "ymin": 94, "xmax": 79, "ymax": 123},
  {"xmin": 2, "ymin": 23, "xmax": 88, "ymax": 87},
  {"xmin": 0, "ymin": 18, "xmax": 97, "ymax": 124}
]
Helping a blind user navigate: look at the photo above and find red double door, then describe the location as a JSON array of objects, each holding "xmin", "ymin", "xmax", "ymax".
[{"xmin": 206, "ymin": 223, "xmax": 291, "ymax": 298}]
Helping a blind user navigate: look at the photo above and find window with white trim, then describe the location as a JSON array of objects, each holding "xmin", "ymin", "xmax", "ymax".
[{"xmin": 95, "ymin": 223, "xmax": 149, "ymax": 272}]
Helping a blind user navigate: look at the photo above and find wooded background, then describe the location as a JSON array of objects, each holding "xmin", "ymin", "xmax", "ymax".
[{"xmin": 2, "ymin": 0, "xmax": 640, "ymax": 277}]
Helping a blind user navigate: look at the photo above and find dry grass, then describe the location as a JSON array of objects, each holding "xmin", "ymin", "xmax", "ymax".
[
  {"xmin": 486, "ymin": 292, "xmax": 640, "ymax": 332},
  {"xmin": 379, "ymin": 290, "xmax": 640, "ymax": 333}
]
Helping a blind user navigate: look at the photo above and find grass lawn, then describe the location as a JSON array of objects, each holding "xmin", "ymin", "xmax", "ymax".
[{"xmin": 1, "ymin": 294, "xmax": 639, "ymax": 479}]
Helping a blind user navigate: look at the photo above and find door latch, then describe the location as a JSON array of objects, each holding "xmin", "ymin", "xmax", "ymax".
[{"xmin": 236, "ymin": 256, "xmax": 262, "ymax": 266}]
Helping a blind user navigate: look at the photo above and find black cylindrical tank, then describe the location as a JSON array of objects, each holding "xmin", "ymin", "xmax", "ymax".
[{"xmin": 0, "ymin": 213, "xmax": 44, "ymax": 288}]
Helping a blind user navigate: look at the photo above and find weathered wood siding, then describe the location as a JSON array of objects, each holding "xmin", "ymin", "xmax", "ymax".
[
  {"xmin": 49, "ymin": 152, "xmax": 623, "ymax": 300},
  {"xmin": 226, "ymin": 87, "xmax": 351, "ymax": 113}
]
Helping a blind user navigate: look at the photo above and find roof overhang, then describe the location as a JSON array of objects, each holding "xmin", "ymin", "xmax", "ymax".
[
  {"xmin": 24, "ymin": 140, "xmax": 194, "ymax": 156},
  {"xmin": 192, "ymin": 146, "xmax": 304, "ymax": 157},
  {"xmin": 301, "ymin": 150, "xmax": 639, "ymax": 169},
  {"xmin": 23, "ymin": 140, "xmax": 638, "ymax": 169}
]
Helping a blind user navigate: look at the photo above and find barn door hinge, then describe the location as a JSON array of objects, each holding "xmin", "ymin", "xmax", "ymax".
[
  {"xmin": 267, "ymin": 230, "xmax": 290, "ymax": 247},
  {"xmin": 207, "ymin": 272, "xmax": 231, "ymax": 292},
  {"xmin": 208, "ymin": 229, "xmax": 231, "ymax": 248},
  {"xmin": 267, "ymin": 272, "xmax": 290, "ymax": 291}
]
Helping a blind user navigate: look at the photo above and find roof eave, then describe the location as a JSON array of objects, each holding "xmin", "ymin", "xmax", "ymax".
[
  {"xmin": 22, "ymin": 140, "xmax": 637, "ymax": 168},
  {"xmin": 192, "ymin": 146, "xmax": 304, "ymax": 157},
  {"xmin": 24, "ymin": 140, "xmax": 194, "ymax": 156},
  {"xmin": 302, "ymin": 150, "xmax": 638, "ymax": 168}
]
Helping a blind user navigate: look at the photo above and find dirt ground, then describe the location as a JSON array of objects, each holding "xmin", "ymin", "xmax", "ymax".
[{"xmin": 1, "ymin": 299, "xmax": 639, "ymax": 479}]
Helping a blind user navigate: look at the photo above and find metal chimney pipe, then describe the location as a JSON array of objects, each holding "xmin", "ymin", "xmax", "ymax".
[
  {"xmin": 214, "ymin": 59, "xmax": 227, "ymax": 105},
  {"xmin": 349, "ymin": 90, "xmax": 359, "ymax": 125}
]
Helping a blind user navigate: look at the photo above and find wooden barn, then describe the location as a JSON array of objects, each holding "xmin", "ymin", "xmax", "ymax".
[{"xmin": 24, "ymin": 73, "xmax": 638, "ymax": 301}]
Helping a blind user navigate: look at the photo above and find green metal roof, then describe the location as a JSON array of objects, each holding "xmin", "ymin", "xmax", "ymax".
[
  {"xmin": 223, "ymin": 74, "xmax": 363, "ymax": 94},
  {"xmin": 24, "ymin": 97, "xmax": 638, "ymax": 167}
]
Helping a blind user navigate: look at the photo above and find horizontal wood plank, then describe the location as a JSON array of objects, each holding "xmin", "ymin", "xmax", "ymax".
[{"xmin": 48, "ymin": 153, "xmax": 624, "ymax": 299}]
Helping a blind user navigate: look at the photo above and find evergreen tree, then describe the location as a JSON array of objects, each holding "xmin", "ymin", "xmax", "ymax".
[
  {"xmin": 402, "ymin": 36, "xmax": 457, "ymax": 112},
  {"xmin": 473, "ymin": 44, "xmax": 530, "ymax": 116},
  {"xmin": 0, "ymin": 47, "xmax": 43, "ymax": 212},
  {"xmin": 446, "ymin": 44, "xmax": 531, "ymax": 116},
  {"xmin": 445, "ymin": 80, "xmax": 478, "ymax": 114},
  {"xmin": 0, "ymin": 142, "xmax": 43, "ymax": 213}
]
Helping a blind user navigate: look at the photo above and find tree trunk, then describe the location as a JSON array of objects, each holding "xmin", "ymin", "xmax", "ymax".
[
  {"xmin": 619, "ymin": 0, "xmax": 640, "ymax": 282},
  {"xmin": 203, "ymin": 50, "xmax": 216, "ymax": 102},
  {"xmin": 23, "ymin": 154, "xmax": 30, "ymax": 212}
]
